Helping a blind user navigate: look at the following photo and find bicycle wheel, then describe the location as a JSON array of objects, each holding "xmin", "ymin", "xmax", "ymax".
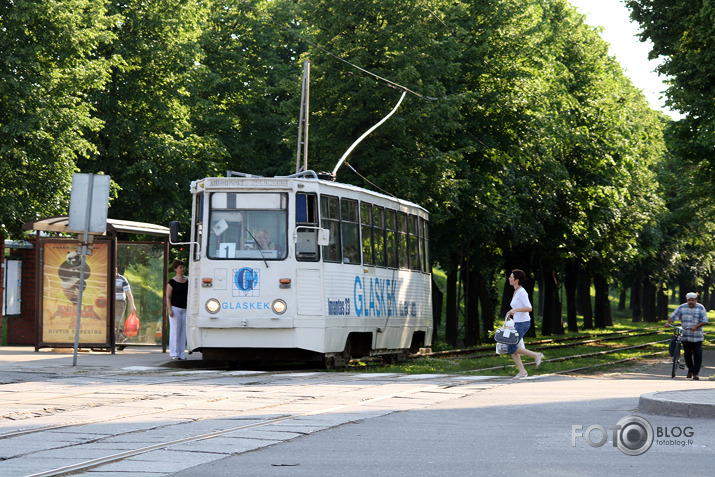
[{"xmin": 671, "ymin": 341, "xmax": 681, "ymax": 378}]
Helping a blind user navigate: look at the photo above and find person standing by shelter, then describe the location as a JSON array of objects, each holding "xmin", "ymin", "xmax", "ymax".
[
  {"xmin": 166, "ymin": 260, "xmax": 188, "ymax": 360},
  {"xmin": 115, "ymin": 269, "xmax": 137, "ymax": 344},
  {"xmin": 667, "ymin": 292, "xmax": 708, "ymax": 380}
]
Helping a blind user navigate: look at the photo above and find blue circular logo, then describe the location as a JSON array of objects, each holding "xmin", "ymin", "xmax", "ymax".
[{"xmin": 235, "ymin": 268, "xmax": 258, "ymax": 291}]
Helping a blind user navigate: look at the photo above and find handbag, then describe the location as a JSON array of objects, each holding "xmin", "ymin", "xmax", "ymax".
[
  {"xmin": 494, "ymin": 316, "xmax": 520, "ymax": 345},
  {"xmin": 124, "ymin": 311, "xmax": 140, "ymax": 337}
]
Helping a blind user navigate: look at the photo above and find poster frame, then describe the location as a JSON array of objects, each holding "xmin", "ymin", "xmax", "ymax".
[{"xmin": 36, "ymin": 237, "xmax": 113, "ymax": 349}]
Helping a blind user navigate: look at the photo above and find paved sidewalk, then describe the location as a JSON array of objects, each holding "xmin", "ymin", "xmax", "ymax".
[
  {"xmin": 639, "ymin": 388, "xmax": 715, "ymax": 418},
  {"xmin": 0, "ymin": 345, "xmax": 191, "ymax": 375}
]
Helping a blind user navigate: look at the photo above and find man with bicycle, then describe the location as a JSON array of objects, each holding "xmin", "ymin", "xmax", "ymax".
[{"xmin": 667, "ymin": 292, "xmax": 708, "ymax": 380}]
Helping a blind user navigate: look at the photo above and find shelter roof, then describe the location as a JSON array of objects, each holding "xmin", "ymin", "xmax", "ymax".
[{"xmin": 22, "ymin": 216, "xmax": 169, "ymax": 236}]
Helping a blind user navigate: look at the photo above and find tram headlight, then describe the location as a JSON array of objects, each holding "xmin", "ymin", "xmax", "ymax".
[
  {"xmin": 205, "ymin": 298, "xmax": 221, "ymax": 314},
  {"xmin": 271, "ymin": 299, "xmax": 287, "ymax": 315}
]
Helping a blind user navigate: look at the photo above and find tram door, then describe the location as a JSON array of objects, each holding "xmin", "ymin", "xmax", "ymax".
[{"xmin": 295, "ymin": 193, "xmax": 323, "ymax": 317}]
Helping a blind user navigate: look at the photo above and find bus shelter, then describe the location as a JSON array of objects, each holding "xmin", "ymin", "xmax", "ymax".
[{"xmin": 22, "ymin": 217, "xmax": 170, "ymax": 353}]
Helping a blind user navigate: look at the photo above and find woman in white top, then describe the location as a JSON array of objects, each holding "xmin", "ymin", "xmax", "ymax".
[{"xmin": 506, "ymin": 269, "xmax": 544, "ymax": 379}]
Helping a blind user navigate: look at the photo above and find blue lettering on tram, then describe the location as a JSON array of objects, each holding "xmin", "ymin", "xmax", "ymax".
[
  {"xmin": 233, "ymin": 267, "xmax": 260, "ymax": 297},
  {"xmin": 327, "ymin": 298, "xmax": 351, "ymax": 316},
  {"xmin": 353, "ymin": 276, "xmax": 416, "ymax": 318},
  {"xmin": 222, "ymin": 301, "xmax": 270, "ymax": 310}
]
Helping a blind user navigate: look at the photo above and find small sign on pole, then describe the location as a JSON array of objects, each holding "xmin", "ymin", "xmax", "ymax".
[
  {"xmin": 68, "ymin": 174, "xmax": 111, "ymax": 234},
  {"xmin": 68, "ymin": 173, "xmax": 110, "ymax": 365}
]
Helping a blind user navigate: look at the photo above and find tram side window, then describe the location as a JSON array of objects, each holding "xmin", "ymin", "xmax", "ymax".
[
  {"xmin": 296, "ymin": 193, "xmax": 319, "ymax": 261},
  {"xmin": 385, "ymin": 209, "xmax": 398, "ymax": 269},
  {"xmin": 361, "ymin": 203, "xmax": 374, "ymax": 266},
  {"xmin": 397, "ymin": 212, "xmax": 409, "ymax": 269},
  {"xmin": 341, "ymin": 198, "xmax": 360, "ymax": 264},
  {"xmin": 193, "ymin": 193, "xmax": 203, "ymax": 261},
  {"xmin": 409, "ymin": 215, "xmax": 421, "ymax": 271},
  {"xmin": 320, "ymin": 195, "xmax": 341, "ymax": 263},
  {"xmin": 420, "ymin": 217, "xmax": 430, "ymax": 273},
  {"xmin": 373, "ymin": 206, "xmax": 386, "ymax": 267}
]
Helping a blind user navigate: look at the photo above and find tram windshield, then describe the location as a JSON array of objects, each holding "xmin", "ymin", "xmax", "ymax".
[{"xmin": 207, "ymin": 192, "xmax": 288, "ymax": 260}]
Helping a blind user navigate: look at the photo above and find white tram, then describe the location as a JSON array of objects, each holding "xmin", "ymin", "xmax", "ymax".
[{"xmin": 171, "ymin": 170, "xmax": 432, "ymax": 367}]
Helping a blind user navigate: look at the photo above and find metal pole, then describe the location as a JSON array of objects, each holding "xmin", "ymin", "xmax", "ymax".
[
  {"xmin": 302, "ymin": 60, "xmax": 310, "ymax": 173},
  {"xmin": 72, "ymin": 175, "xmax": 94, "ymax": 366},
  {"xmin": 295, "ymin": 60, "xmax": 310, "ymax": 173}
]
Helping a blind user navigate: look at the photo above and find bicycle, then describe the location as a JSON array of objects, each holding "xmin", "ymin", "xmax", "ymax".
[{"xmin": 667, "ymin": 323, "xmax": 685, "ymax": 378}]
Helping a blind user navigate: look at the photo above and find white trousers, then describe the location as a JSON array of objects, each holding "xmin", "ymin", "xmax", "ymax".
[{"xmin": 169, "ymin": 306, "xmax": 187, "ymax": 359}]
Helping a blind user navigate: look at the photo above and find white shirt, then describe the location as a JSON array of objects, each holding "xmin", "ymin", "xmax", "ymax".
[{"xmin": 510, "ymin": 287, "xmax": 532, "ymax": 323}]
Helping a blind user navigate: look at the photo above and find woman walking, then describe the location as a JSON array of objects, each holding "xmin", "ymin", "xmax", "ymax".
[
  {"xmin": 166, "ymin": 259, "xmax": 188, "ymax": 360},
  {"xmin": 506, "ymin": 269, "xmax": 544, "ymax": 379}
]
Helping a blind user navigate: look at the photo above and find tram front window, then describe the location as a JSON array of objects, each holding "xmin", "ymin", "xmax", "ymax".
[{"xmin": 207, "ymin": 192, "xmax": 287, "ymax": 260}]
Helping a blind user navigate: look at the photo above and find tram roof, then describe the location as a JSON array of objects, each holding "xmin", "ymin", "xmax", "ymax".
[{"xmin": 195, "ymin": 174, "xmax": 429, "ymax": 215}]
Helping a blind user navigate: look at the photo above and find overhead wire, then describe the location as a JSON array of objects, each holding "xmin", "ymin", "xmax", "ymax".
[{"xmin": 344, "ymin": 162, "xmax": 397, "ymax": 199}]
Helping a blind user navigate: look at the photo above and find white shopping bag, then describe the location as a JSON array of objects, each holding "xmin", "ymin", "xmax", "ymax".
[{"xmin": 496, "ymin": 338, "xmax": 524, "ymax": 355}]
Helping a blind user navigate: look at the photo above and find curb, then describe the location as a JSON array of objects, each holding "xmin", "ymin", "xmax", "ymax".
[{"xmin": 638, "ymin": 389, "xmax": 715, "ymax": 418}]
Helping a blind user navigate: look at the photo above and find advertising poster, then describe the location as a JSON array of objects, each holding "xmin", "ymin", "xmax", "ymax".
[
  {"xmin": 41, "ymin": 240, "xmax": 110, "ymax": 345},
  {"xmin": 3, "ymin": 259, "xmax": 22, "ymax": 315}
]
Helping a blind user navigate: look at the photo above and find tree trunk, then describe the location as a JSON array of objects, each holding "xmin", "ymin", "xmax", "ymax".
[
  {"xmin": 702, "ymin": 274, "xmax": 711, "ymax": 312},
  {"xmin": 464, "ymin": 267, "xmax": 479, "ymax": 347},
  {"xmin": 541, "ymin": 264, "xmax": 563, "ymax": 335},
  {"xmin": 631, "ymin": 273, "xmax": 642, "ymax": 323},
  {"xmin": 577, "ymin": 263, "xmax": 593, "ymax": 329},
  {"xmin": 431, "ymin": 275, "xmax": 443, "ymax": 339},
  {"xmin": 537, "ymin": 274, "xmax": 545, "ymax": 317},
  {"xmin": 617, "ymin": 286, "xmax": 627, "ymax": 311},
  {"xmin": 643, "ymin": 277, "xmax": 658, "ymax": 322},
  {"xmin": 593, "ymin": 273, "xmax": 610, "ymax": 329},
  {"xmin": 445, "ymin": 260, "xmax": 458, "ymax": 347},
  {"xmin": 657, "ymin": 286, "xmax": 669, "ymax": 321},
  {"xmin": 500, "ymin": 273, "xmax": 512, "ymax": 318},
  {"xmin": 476, "ymin": 272, "xmax": 493, "ymax": 342},
  {"xmin": 565, "ymin": 259, "xmax": 579, "ymax": 332},
  {"xmin": 523, "ymin": 278, "xmax": 537, "ymax": 338}
]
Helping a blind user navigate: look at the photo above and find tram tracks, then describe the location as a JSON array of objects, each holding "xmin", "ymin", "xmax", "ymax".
[
  {"xmin": 414, "ymin": 327, "xmax": 664, "ymax": 359},
  {"xmin": 354, "ymin": 327, "xmax": 680, "ymax": 376},
  {"xmin": 25, "ymin": 381, "xmax": 445, "ymax": 477},
  {"xmin": 1, "ymin": 371, "xmax": 474, "ymax": 477},
  {"xmin": 0, "ymin": 373, "xmax": 334, "ymax": 438}
]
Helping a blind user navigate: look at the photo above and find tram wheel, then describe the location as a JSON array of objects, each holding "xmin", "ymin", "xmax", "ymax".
[
  {"xmin": 323, "ymin": 356, "xmax": 337, "ymax": 369},
  {"xmin": 323, "ymin": 339, "xmax": 352, "ymax": 369}
]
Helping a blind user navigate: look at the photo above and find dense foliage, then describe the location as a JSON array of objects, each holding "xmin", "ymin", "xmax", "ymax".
[{"xmin": 2, "ymin": 0, "xmax": 712, "ymax": 343}]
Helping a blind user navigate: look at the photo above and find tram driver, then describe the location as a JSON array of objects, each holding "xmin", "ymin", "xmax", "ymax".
[{"xmin": 254, "ymin": 229, "xmax": 275, "ymax": 250}]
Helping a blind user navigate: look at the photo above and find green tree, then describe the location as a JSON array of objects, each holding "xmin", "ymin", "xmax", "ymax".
[
  {"xmin": 0, "ymin": 0, "xmax": 114, "ymax": 236},
  {"xmin": 626, "ymin": 1, "xmax": 715, "ymax": 178},
  {"xmin": 197, "ymin": 0, "xmax": 305, "ymax": 178},
  {"xmin": 79, "ymin": 0, "xmax": 224, "ymax": 228}
]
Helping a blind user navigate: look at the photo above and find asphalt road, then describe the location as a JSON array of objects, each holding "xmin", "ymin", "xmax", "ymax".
[{"xmin": 171, "ymin": 368, "xmax": 715, "ymax": 477}]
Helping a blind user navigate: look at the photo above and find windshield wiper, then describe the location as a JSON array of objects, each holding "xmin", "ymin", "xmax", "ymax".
[{"xmin": 245, "ymin": 228, "xmax": 269, "ymax": 268}]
